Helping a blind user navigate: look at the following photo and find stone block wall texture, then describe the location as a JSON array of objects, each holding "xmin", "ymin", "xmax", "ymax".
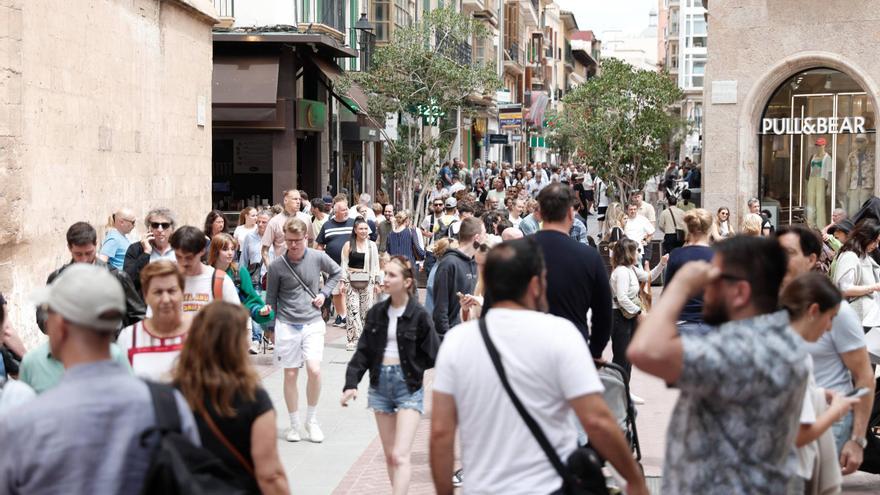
[
  {"xmin": 0, "ymin": 0, "xmax": 216, "ymax": 346},
  {"xmin": 702, "ymin": 0, "xmax": 880, "ymax": 228}
]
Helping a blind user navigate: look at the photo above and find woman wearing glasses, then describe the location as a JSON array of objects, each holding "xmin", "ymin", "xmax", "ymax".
[
  {"xmin": 123, "ymin": 207, "xmax": 177, "ymax": 295},
  {"xmin": 342, "ymin": 256, "xmax": 439, "ymax": 495}
]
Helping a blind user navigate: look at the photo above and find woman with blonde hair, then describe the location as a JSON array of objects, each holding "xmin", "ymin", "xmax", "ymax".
[
  {"xmin": 342, "ymin": 256, "xmax": 438, "ymax": 495},
  {"xmin": 741, "ymin": 213, "xmax": 764, "ymax": 236},
  {"xmin": 664, "ymin": 208, "xmax": 715, "ymax": 335},
  {"xmin": 385, "ymin": 210, "xmax": 424, "ymax": 266},
  {"xmin": 603, "ymin": 202, "xmax": 626, "ymax": 241},
  {"xmin": 209, "ymin": 233, "xmax": 274, "ymax": 354},
  {"xmin": 173, "ymin": 302, "xmax": 289, "ymax": 494}
]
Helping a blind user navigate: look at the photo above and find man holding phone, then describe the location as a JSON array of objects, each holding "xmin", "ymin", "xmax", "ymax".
[
  {"xmin": 775, "ymin": 225, "xmax": 875, "ymax": 473},
  {"xmin": 123, "ymin": 208, "xmax": 177, "ymax": 296}
]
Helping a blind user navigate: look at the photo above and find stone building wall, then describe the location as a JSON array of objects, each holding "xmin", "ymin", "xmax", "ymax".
[
  {"xmin": 0, "ymin": 0, "xmax": 216, "ymax": 346},
  {"xmin": 702, "ymin": 0, "xmax": 880, "ymax": 227}
]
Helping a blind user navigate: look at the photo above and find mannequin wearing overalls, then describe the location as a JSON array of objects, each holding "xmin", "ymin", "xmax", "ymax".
[
  {"xmin": 846, "ymin": 135, "xmax": 874, "ymax": 214},
  {"xmin": 807, "ymin": 138, "xmax": 832, "ymax": 228}
]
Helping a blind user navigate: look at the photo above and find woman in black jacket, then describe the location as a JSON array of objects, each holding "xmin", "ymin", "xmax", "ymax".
[{"xmin": 341, "ymin": 255, "xmax": 439, "ymax": 495}]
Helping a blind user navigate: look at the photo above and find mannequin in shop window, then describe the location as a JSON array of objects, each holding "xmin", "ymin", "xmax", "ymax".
[
  {"xmin": 845, "ymin": 134, "xmax": 874, "ymax": 214},
  {"xmin": 806, "ymin": 137, "xmax": 832, "ymax": 228}
]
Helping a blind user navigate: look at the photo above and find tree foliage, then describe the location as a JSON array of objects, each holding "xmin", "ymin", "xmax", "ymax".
[
  {"xmin": 340, "ymin": 7, "xmax": 500, "ymax": 221},
  {"xmin": 559, "ymin": 58, "xmax": 684, "ymax": 201}
]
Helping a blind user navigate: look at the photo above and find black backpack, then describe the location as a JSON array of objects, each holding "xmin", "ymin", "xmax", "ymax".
[
  {"xmin": 139, "ymin": 381, "xmax": 251, "ymax": 495},
  {"xmin": 436, "ymin": 217, "xmax": 459, "ymax": 240}
]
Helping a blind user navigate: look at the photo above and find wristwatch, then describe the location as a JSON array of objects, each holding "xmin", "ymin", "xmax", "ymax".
[{"xmin": 851, "ymin": 435, "xmax": 867, "ymax": 449}]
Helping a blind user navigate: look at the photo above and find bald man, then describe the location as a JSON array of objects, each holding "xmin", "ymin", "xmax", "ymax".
[
  {"xmin": 99, "ymin": 208, "xmax": 137, "ymax": 269},
  {"xmin": 501, "ymin": 227, "xmax": 524, "ymax": 241}
]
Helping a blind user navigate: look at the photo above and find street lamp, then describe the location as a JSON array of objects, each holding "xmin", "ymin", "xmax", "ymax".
[{"xmin": 353, "ymin": 13, "xmax": 374, "ymax": 71}]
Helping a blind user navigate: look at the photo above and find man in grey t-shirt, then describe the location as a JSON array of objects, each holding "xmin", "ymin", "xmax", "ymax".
[
  {"xmin": 775, "ymin": 224, "xmax": 874, "ymax": 473},
  {"xmin": 266, "ymin": 218, "xmax": 341, "ymax": 444}
]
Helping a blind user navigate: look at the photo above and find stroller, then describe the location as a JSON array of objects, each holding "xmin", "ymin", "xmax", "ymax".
[{"xmin": 593, "ymin": 360, "xmax": 643, "ymax": 469}]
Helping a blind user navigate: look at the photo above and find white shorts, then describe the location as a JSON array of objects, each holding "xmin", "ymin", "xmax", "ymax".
[{"xmin": 274, "ymin": 319, "xmax": 326, "ymax": 369}]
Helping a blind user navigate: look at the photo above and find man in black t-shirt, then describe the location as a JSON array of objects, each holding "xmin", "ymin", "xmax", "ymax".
[
  {"xmin": 316, "ymin": 197, "xmax": 356, "ymax": 327},
  {"xmin": 533, "ymin": 183, "xmax": 613, "ymax": 358}
]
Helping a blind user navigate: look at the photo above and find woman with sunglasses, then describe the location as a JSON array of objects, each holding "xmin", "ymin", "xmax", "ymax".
[
  {"xmin": 716, "ymin": 207, "xmax": 732, "ymax": 238},
  {"xmin": 342, "ymin": 256, "xmax": 439, "ymax": 495}
]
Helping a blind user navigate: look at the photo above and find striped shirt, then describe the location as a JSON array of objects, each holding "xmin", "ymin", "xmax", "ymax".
[
  {"xmin": 386, "ymin": 228, "xmax": 425, "ymax": 265},
  {"xmin": 316, "ymin": 217, "xmax": 355, "ymax": 263},
  {"xmin": 117, "ymin": 321, "xmax": 187, "ymax": 383}
]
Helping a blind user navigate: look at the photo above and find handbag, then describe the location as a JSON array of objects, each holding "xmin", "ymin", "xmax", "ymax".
[
  {"xmin": 478, "ymin": 318, "xmax": 610, "ymax": 495},
  {"xmin": 348, "ymin": 242, "xmax": 375, "ymax": 290}
]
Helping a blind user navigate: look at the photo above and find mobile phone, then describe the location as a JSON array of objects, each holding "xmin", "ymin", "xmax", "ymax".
[{"xmin": 846, "ymin": 387, "xmax": 870, "ymax": 399}]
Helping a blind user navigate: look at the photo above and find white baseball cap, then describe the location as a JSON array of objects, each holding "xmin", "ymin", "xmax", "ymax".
[{"xmin": 32, "ymin": 264, "xmax": 126, "ymax": 332}]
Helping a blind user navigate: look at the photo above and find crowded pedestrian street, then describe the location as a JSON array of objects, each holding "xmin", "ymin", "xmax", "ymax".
[{"xmin": 6, "ymin": 0, "xmax": 880, "ymax": 494}]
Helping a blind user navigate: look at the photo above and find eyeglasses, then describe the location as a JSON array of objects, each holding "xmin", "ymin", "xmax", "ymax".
[
  {"xmin": 433, "ymin": 203, "xmax": 444, "ymax": 207},
  {"xmin": 122, "ymin": 218, "xmax": 136, "ymax": 224},
  {"xmin": 150, "ymin": 222, "xmax": 172, "ymax": 230},
  {"xmin": 285, "ymin": 237, "xmax": 307, "ymax": 245}
]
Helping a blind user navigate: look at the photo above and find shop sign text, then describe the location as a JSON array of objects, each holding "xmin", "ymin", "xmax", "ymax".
[{"xmin": 761, "ymin": 116, "xmax": 866, "ymax": 135}]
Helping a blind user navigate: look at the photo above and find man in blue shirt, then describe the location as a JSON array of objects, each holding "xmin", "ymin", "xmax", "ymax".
[
  {"xmin": 0, "ymin": 264, "xmax": 200, "ymax": 494},
  {"xmin": 99, "ymin": 208, "xmax": 137, "ymax": 269}
]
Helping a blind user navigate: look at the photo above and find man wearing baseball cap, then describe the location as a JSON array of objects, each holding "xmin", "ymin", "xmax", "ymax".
[{"xmin": 0, "ymin": 264, "xmax": 200, "ymax": 494}]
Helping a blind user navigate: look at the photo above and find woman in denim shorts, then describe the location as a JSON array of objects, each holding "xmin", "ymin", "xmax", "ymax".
[{"xmin": 342, "ymin": 255, "xmax": 439, "ymax": 494}]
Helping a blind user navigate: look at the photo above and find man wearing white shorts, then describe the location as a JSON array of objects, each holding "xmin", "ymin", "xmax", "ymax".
[{"xmin": 266, "ymin": 218, "xmax": 342, "ymax": 443}]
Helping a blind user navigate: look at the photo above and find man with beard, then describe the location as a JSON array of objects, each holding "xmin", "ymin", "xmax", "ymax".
[
  {"xmin": 628, "ymin": 236, "xmax": 809, "ymax": 494},
  {"xmin": 430, "ymin": 238, "xmax": 648, "ymax": 495}
]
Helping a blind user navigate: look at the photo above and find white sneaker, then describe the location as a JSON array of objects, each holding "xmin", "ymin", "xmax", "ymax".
[
  {"xmin": 248, "ymin": 341, "xmax": 259, "ymax": 355},
  {"xmin": 285, "ymin": 427, "xmax": 301, "ymax": 442},
  {"xmin": 305, "ymin": 420, "xmax": 324, "ymax": 443},
  {"xmin": 630, "ymin": 393, "xmax": 646, "ymax": 405}
]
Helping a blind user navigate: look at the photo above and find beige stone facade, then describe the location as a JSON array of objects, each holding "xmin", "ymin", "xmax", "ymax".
[
  {"xmin": 0, "ymin": 0, "xmax": 216, "ymax": 345},
  {"xmin": 702, "ymin": 0, "xmax": 880, "ymax": 228}
]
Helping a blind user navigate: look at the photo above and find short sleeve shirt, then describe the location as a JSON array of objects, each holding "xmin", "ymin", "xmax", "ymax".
[
  {"xmin": 623, "ymin": 215, "xmax": 655, "ymax": 244},
  {"xmin": 316, "ymin": 218, "xmax": 356, "ymax": 263},
  {"xmin": 100, "ymin": 229, "xmax": 130, "ymax": 270},
  {"xmin": 262, "ymin": 211, "xmax": 311, "ymax": 257},
  {"xmin": 803, "ymin": 301, "xmax": 865, "ymax": 393},
  {"xmin": 664, "ymin": 311, "xmax": 808, "ymax": 494}
]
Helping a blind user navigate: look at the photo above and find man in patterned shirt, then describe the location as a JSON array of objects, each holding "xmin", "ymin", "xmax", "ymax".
[{"xmin": 628, "ymin": 236, "xmax": 808, "ymax": 494}]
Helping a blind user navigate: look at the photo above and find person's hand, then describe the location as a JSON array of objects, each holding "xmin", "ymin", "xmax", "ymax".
[
  {"xmin": 840, "ymin": 439, "xmax": 864, "ymax": 475},
  {"xmin": 625, "ymin": 479, "xmax": 650, "ymax": 495},
  {"xmin": 459, "ymin": 294, "xmax": 482, "ymax": 312},
  {"xmin": 341, "ymin": 389, "xmax": 357, "ymax": 407},
  {"xmin": 312, "ymin": 294, "xmax": 326, "ymax": 308},
  {"xmin": 141, "ymin": 233, "xmax": 154, "ymax": 255},
  {"xmin": 826, "ymin": 390, "xmax": 860, "ymax": 420},
  {"xmin": 660, "ymin": 254, "xmax": 669, "ymax": 266},
  {"xmin": 258, "ymin": 305, "xmax": 271, "ymax": 317},
  {"xmin": 669, "ymin": 260, "xmax": 720, "ymax": 298}
]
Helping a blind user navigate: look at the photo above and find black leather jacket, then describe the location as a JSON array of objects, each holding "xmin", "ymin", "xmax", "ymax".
[
  {"xmin": 36, "ymin": 259, "xmax": 146, "ymax": 334},
  {"xmin": 344, "ymin": 297, "xmax": 439, "ymax": 393}
]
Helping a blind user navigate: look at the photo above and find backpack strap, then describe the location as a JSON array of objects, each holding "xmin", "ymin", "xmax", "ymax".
[
  {"xmin": 212, "ymin": 269, "xmax": 225, "ymax": 301},
  {"xmin": 144, "ymin": 381, "xmax": 182, "ymax": 434}
]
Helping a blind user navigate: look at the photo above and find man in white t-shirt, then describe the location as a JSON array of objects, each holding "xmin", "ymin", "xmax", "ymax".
[
  {"xmin": 430, "ymin": 238, "xmax": 648, "ymax": 495},
  {"xmin": 623, "ymin": 201, "xmax": 655, "ymax": 260},
  {"xmin": 170, "ymin": 226, "xmax": 240, "ymax": 314}
]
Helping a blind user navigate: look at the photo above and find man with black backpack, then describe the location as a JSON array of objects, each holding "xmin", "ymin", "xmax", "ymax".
[{"xmin": 0, "ymin": 264, "xmax": 201, "ymax": 494}]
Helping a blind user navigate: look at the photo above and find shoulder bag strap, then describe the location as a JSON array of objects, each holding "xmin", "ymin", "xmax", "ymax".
[
  {"xmin": 477, "ymin": 318, "xmax": 574, "ymax": 486},
  {"xmin": 281, "ymin": 254, "xmax": 317, "ymax": 299},
  {"xmin": 144, "ymin": 381, "xmax": 182, "ymax": 433},
  {"xmin": 212, "ymin": 269, "xmax": 225, "ymax": 301},
  {"xmin": 198, "ymin": 408, "xmax": 256, "ymax": 478}
]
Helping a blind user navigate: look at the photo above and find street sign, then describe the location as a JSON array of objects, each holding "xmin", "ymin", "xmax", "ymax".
[
  {"xmin": 499, "ymin": 103, "xmax": 523, "ymax": 131},
  {"xmin": 488, "ymin": 133, "xmax": 509, "ymax": 144},
  {"xmin": 496, "ymin": 90, "xmax": 512, "ymax": 103}
]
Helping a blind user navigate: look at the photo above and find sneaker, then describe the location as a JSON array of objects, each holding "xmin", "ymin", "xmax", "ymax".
[
  {"xmin": 305, "ymin": 420, "xmax": 324, "ymax": 443},
  {"xmin": 267, "ymin": 342, "xmax": 274, "ymax": 351},
  {"xmin": 346, "ymin": 342, "xmax": 356, "ymax": 351},
  {"xmin": 333, "ymin": 315, "xmax": 343, "ymax": 327},
  {"xmin": 248, "ymin": 341, "xmax": 259, "ymax": 355},
  {"xmin": 452, "ymin": 469, "xmax": 463, "ymax": 487},
  {"xmin": 630, "ymin": 393, "xmax": 645, "ymax": 405},
  {"xmin": 285, "ymin": 427, "xmax": 301, "ymax": 442},
  {"xmin": 337, "ymin": 316, "xmax": 347, "ymax": 328}
]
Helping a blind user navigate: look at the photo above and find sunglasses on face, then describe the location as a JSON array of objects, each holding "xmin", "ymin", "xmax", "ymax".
[{"xmin": 150, "ymin": 222, "xmax": 172, "ymax": 230}]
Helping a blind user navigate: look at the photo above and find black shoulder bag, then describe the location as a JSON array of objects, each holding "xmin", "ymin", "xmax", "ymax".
[{"xmin": 478, "ymin": 318, "xmax": 609, "ymax": 495}]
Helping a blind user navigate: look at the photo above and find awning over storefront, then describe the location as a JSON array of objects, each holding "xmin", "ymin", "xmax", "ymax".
[
  {"xmin": 213, "ymin": 54, "xmax": 280, "ymax": 122},
  {"xmin": 310, "ymin": 56, "xmax": 371, "ymax": 117}
]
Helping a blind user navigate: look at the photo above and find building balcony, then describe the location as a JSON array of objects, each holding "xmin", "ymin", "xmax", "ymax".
[
  {"xmin": 519, "ymin": 0, "xmax": 540, "ymax": 28},
  {"xmin": 504, "ymin": 42, "xmax": 525, "ymax": 75},
  {"xmin": 436, "ymin": 33, "xmax": 473, "ymax": 66},
  {"xmin": 213, "ymin": 0, "xmax": 234, "ymax": 28},
  {"xmin": 470, "ymin": 0, "xmax": 498, "ymax": 26}
]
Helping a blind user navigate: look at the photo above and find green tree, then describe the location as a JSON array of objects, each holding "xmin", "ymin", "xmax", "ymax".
[
  {"xmin": 561, "ymin": 58, "xmax": 684, "ymax": 202},
  {"xmin": 340, "ymin": 7, "xmax": 499, "ymax": 223}
]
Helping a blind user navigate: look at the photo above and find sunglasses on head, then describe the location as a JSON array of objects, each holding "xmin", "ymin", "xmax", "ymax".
[{"xmin": 150, "ymin": 222, "xmax": 172, "ymax": 230}]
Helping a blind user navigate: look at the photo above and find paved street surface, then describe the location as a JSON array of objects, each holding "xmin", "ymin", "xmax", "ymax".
[{"xmin": 247, "ymin": 210, "xmax": 880, "ymax": 493}]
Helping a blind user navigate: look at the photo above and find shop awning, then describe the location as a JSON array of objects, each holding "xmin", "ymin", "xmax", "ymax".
[
  {"xmin": 310, "ymin": 56, "xmax": 371, "ymax": 116},
  {"xmin": 213, "ymin": 54, "xmax": 280, "ymax": 121}
]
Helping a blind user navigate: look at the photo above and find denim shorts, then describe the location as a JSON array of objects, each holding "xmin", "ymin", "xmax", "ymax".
[{"xmin": 368, "ymin": 365, "xmax": 424, "ymax": 414}]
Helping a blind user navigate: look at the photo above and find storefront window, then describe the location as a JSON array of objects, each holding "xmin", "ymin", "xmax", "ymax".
[{"xmin": 759, "ymin": 68, "xmax": 876, "ymax": 228}]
